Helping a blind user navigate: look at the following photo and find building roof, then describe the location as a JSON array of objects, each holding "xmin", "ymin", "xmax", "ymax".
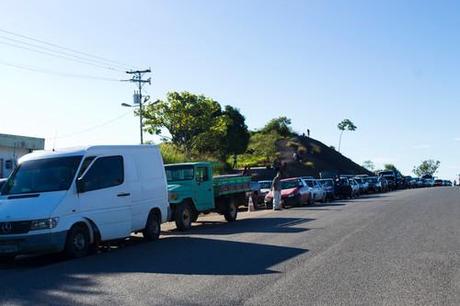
[{"xmin": 0, "ymin": 133, "xmax": 45, "ymax": 150}]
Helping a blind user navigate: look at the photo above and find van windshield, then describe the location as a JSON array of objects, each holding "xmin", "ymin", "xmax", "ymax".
[
  {"xmin": 1, "ymin": 156, "xmax": 82, "ymax": 195},
  {"xmin": 165, "ymin": 165, "xmax": 194, "ymax": 182}
]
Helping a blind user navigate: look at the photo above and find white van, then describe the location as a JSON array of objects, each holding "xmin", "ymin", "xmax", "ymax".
[{"xmin": 0, "ymin": 145, "xmax": 169, "ymax": 259}]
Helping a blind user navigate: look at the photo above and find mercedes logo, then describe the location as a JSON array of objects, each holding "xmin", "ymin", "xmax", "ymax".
[{"xmin": 1, "ymin": 223, "xmax": 12, "ymax": 233}]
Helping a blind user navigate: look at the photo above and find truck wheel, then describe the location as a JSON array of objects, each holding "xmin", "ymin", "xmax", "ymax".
[
  {"xmin": 224, "ymin": 200, "xmax": 238, "ymax": 222},
  {"xmin": 175, "ymin": 202, "xmax": 193, "ymax": 231},
  {"xmin": 65, "ymin": 223, "xmax": 91, "ymax": 258},
  {"xmin": 191, "ymin": 211, "xmax": 199, "ymax": 223},
  {"xmin": 143, "ymin": 212, "xmax": 161, "ymax": 241}
]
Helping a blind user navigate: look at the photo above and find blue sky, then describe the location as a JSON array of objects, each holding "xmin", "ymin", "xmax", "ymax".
[{"xmin": 1, "ymin": 0, "xmax": 459, "ymax": 180}]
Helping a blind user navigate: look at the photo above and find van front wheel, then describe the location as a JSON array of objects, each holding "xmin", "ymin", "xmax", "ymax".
[
  {"xmin": 65, "ymin": 224, "xmax": 91, "ymax": 258},
  {"xmin": 143, "ymin": 212, "xmax": 161, "ymax": 241}
]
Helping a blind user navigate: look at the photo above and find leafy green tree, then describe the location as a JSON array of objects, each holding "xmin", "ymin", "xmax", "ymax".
[
  {"xmin": 413, "ymin": 160, "xmax": 440, "ymax": 177},
  {"xmin": 362, "ymin": 160, "xmax": 375, "ymax": 171},
  {"xmin": 337, "ymin": 119, "xmax": 357, "ymax": 152},
  {"xmin": 260, "ymin": 116, "xmax": 292, "ymax": 137},
  {"xmin": 219, "ymin": 105, "xmax": 250, "ymax": 166},
  {"xmin": 384, "ymin": 164, "xmax": 400, "ymax": 172},
  {"xmin": 142, "ymin": 91, "xmax": 227, "ymax": 158}
]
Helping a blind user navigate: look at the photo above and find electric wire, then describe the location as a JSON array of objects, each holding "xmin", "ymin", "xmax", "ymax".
[
  {"xmin": 0, "ymin": 35, "xmax": 128, "ymax": 71},
  {"xmin": 0, "ymin": 27, "xmax": 134, "ymax": 70},
  {"xmin": 0, "ymin": 60, "xmax": 121, "ymax": 81},
  {"xmin": 0, "ymin": 40, "xmax": 121, "ymax": 72}
]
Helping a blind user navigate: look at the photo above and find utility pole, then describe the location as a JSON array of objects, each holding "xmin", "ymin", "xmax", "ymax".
[{"xmin": 125, "ymin": 69, "xmax": 151, "ymax": 144}]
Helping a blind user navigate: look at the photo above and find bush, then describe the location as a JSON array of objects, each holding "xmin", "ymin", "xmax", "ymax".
[{"xmin": 159, "ymin": 143, "xmax": 188, "ymax": 164}]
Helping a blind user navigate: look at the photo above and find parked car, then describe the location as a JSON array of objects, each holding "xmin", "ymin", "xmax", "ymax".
[
  {"xmin": 166, "ymin": 162, "xmax": 250, "ymax": 230},
  {"xmin": 353, "ymin": 177, "xmax": 369, "ymax": 194},
  {"xmin": 379, "ymin": 177, "xmax": 389, "ymax": 192},
  {"xmin": 349, "ymin": 179, "xmax": 361, "ymax": 198},
  {"xmin": 444, "ymin": 180, "xmax": 453, "ymax": 186},
  {"xmin": 365, "ymin": 176, "xmax": 380, "ymax": 193},
  {"xmin": 334, "ymin": 177, "xmax": 353, "ymax": 199},
  {"xmin": 434, "ymin": 179, "xmax": 444, "ymax": 187},
  {"xmin": 258, "ymin": 180, "xmax": 272, "ymax": 200},
  {"xmin": 265, "ymin": 177, "xmax": 312, "ymax": 207},
  {"xmin": 0, "ymin": 145, "xmax": 169, "ymax": 260},
  {"xmin": 303, "ymin": 179, "xmax": 327, "ymax": 203},
  {"xmin": 318, "ymin": 179, "xmax": 336, "ymax": 201}
]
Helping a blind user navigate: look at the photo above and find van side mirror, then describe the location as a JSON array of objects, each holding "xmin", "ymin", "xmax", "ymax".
[{"xmin": 76, "ymin": 178, "xmax": 86, "ymax": 193}]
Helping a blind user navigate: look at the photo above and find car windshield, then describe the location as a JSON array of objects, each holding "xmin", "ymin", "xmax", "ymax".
[
  {"xmin": 1, "ymin": 156, "xmax": 82, "ymax": 195},
  {"xmin": 321, "ymin": 180, "xmax": 333, "ymax": 187},
  {"xmin": 259, "ymin": 181, "xmax": 271, "ymax": 189},
  {"xmin": 281, "ymin": 179, "xmax": 301, "ymax": 189},
  {"xmin": 367, "ymin": 177, "xmax": 378, "ymax": 183},
  {"xmin": 165, "ymin": 165, "xmax": 194, "ymax": 181}
]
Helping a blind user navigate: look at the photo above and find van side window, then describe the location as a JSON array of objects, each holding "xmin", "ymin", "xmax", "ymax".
[
  {"xmin": 77, "ymin": 156, "xmax": 96, "ymax": 178},
  {"xmin": 196, "ymin": 167, "xmax": 209, "ymax": 182},
  {"xmin": 83, "ymin": 156, "xmax": 124, "ymax": 191}
]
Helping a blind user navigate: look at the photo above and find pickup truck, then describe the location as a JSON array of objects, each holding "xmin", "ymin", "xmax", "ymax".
[{"xmin": 165, "ymin": 162, "xmax": 251, "ymax": 231}]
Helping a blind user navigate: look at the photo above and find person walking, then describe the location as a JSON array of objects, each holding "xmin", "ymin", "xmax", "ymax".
[{"xmin": 272, "ymin": 172, "xmax": 282, "ymax": 210}]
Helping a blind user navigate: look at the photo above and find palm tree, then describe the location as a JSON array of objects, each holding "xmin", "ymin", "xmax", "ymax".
[{"xmin": 337, "ymin": 119, "xmax": 357, "ymax": 152}]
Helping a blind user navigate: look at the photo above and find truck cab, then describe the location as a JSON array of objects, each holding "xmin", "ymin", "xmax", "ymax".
[{"xmin": 165, "ymin": 162, "xmax": 250, "ymax": 231}]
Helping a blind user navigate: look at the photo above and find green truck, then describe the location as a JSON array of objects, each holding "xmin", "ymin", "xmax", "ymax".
[{"xmin": 165, "ymin": 162, "xmax": 251, "ymax": 231}]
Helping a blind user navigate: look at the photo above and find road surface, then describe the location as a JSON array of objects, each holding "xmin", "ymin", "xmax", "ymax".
[{"xmin": 0, "ymin": 187, "xmax": 459, "ymax": 305}]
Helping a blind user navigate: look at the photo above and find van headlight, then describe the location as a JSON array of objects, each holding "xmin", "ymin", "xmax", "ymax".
[{"xmin": 30, "ymin": 218, "xmax": 59, "ymax": 231}]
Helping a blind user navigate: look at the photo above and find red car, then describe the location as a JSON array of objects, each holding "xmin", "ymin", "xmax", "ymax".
[{"xmin": 264, "ymin": 177, "xmax": 312, "ymax": 208}]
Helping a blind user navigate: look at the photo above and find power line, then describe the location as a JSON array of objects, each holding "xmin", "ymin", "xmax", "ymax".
[
  {"xmin": 0, "ymin": 60, "xmax": 121, "ymax": 81},
  {"xmin": 0, "ymin": 35, "xmax": 128, "ymax": 71},
  {"xmin": 0, "ymin": 40, "xmax": 121, "ymax": 72},
  {"xmin": 0, "ymin": 27, "xmax": 134, "ymax": 70},
  {"xmin": 52, "ymin": 112, "xmax": 132, "ymax": 140}
]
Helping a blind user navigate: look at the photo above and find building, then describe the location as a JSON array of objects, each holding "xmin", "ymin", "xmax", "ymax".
[{"xmin": 0, "ymin": 133, "xmax": 45, "ymax": 178}]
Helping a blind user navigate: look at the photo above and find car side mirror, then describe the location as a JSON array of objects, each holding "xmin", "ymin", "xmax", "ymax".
[{"xmin": 76, "ymin": 178, "xmax": 86, "ymax": 193}]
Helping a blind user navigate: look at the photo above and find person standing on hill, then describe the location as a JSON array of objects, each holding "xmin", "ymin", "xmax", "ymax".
[{"xmin": 272, "ymin": 172, "xmax": 282, "ymax": 210}]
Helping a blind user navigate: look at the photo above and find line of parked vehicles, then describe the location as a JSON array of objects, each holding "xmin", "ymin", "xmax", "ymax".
[
  {"xmin": 0, "ymin": 145, "xmax": 453, "ymax": 262},
  {"xmin": 248, "ymin": 171, "xmax": 453, "ymax": 209}
]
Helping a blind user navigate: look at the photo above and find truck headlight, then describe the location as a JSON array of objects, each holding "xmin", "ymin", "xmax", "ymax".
[
  {"xmin": 30, "ymin": 218, "xmax": 59, "ymax": 231},
  {"xmin": 168, "ymin": 192, "xmax": 178, "ymax": 201}
]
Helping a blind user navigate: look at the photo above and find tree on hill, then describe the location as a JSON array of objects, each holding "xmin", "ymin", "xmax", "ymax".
[
  {"xmin": 337, "ymin": 119, "xmax": 357, "ymax": 152},
  {"xmin": 362, "ymin": 160, "xmax": 375, "ymax": 171},
  {"xmin": 413, "ymin": 160, "xmax": 440, "ymax": 177},
  {"xmin": 260, "ymin": 116, "xmax": 293, "ymax": 137},
  {"xmin": 142, "ymin": 91, "xmax": 248, "ymax": 161},
  {"xmin": 384, "ymin": 164, "xmax": 400, "ymax": 173},
  {"xmin": 220, "ymin": 105, "xmax": 250, "ymax": 167}
]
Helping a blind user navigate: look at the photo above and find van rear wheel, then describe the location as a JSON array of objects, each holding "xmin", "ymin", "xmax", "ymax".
[
  {"xmin": 65, "ymin": 223, "xmax": 91, "ymax": 258},
  {"xmin": 143, "ymin": 212, "xmax": 161, "ymax": 241},
  {"xmin": 175, "ymin": 202, "xmax": 192, "ymax": 231}
]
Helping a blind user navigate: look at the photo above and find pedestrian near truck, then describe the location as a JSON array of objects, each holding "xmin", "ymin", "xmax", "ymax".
[{"xmin": 272, "ymin": 172, "xmax": 282, "ymax": 210}]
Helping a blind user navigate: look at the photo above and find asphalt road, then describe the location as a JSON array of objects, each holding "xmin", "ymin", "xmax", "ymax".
[{"xmin": 0, "ymin": 187, "xmax": 459, "ymax": 305}]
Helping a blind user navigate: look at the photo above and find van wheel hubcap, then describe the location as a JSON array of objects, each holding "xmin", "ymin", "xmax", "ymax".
[{"xmin": 73, "ymin": 233, "xmax": 86, "ymax": 250}]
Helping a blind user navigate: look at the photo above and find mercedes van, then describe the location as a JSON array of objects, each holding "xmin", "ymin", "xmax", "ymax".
[{"xmin": 0, "ymin": 145, "xmax": 169, "ymax": 259}]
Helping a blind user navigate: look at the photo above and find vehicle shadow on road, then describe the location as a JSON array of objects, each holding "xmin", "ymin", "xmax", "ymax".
[
  {"xmin": 0, "ymin": 236, "xmax": 307, "ymax": 304},
  {"xmin": 167, "ymin": 217, "xmax": 313, "ymax": 236}
]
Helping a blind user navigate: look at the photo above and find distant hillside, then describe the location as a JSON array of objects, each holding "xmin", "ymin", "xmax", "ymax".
[{"xmin": 249, "ymin": 135, "xmax": 372, "ymax": 180}]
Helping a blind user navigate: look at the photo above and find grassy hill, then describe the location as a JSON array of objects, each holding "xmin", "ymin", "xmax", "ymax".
[{"xmin": 246, "ymin": 134, "xmax": 372, "ymax": 180}]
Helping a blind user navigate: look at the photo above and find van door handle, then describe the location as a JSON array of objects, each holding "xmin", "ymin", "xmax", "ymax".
[{"xmin": 117, "ymin": 192, "xmax": 131, "ymax": 197}]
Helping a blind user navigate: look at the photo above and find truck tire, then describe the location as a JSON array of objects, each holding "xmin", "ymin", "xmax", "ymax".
[
  {"xmin": 143, "ymin": 212, "xmax": 161, "ymax": 241},
  {"xmin": 65, "ymin": 223, "xmax": 91, "ymax": 258},
  {"xmin": 224, "ymin": 200, "xmax": 238, "ymax": 222},
  {"xmin": 175, "ymin": 202, "xmax": 193, "ymax": 231}
]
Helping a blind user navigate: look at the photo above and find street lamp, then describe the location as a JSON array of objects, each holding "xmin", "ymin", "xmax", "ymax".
[{"xmin": 122, "ymin": 97, "xmax": 160, "ymax": 145}]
